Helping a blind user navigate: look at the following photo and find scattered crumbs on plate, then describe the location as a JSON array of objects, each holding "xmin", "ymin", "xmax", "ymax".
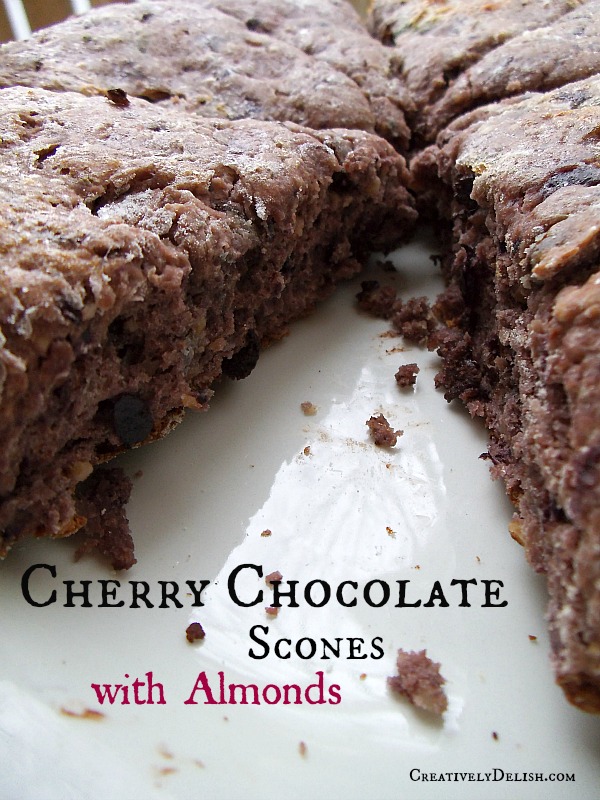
[
  {"xmin": 261, "ymin": 528, "xmax": 272, "ymax": 537},
  {"xmin": 185, "ymin": 622, "xmax": 206, "ymax": 643},
  {"xmin": 60, "ymin": 707, "xmax": 104, "ymax": 721},
  {"xmin": 265, "ymin": 570, "xmax": 283, "ymax": 586},
  {"xmin": 529, "ymin": 634, "xmax": 538, "ymax": 642},
  {"xmin": 385, "ymin": 462, "xmax": 392, "ymax": 470},
  {"xmin": 386, "ymin": 526, "xmax": 396, "ymax": 538},
  {"xmin": 301, "ymin": 401, "xmax": 317, "ymax": 416},
  {"xmin": 193, "ymin": 759, "xmax": 205, "ymax": 769},
  {"xmin": 414, "ymin": 564, "xmax": 421, "ymax": 570},
  {"xmin": 303, "ymin": 445, "xmax": 311, "ymax": 456},
  {"xmin": 299, "ymin": 741, "xmax": 308, "ymax": 758},
  {"xmin": 360, "ymin": 673, "xmax": 367, "ymax": 681},
  {"xmin": 158, "ymin": 744, "xmax": 174, "ymax": 760},
  {"xmin": 476, "ymin": 556, "xmax": 481, "ymax": 563},
  {"xmin": 265, "ymin": 606, "xmax": 279, "ymax": 617},
  {"xmin": 492, "ymin": 731, "xmax": 499, "ymax": 741},
  {"xmin": 223, "ymin": 716, "xmax": 229, "ymax": 722},
  {"xmin": 366, "ymin": 413, "xmax": 403, "ymax": 447}
]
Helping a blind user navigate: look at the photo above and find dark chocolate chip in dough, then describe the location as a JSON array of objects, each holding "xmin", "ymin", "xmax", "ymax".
[
  {"xmin": 113, "ymin": 394, "xmax": 153, "ymax": 446},
  {"xmin": 222, "ymin": 330, "xmax": 260, "ymax": 380}
]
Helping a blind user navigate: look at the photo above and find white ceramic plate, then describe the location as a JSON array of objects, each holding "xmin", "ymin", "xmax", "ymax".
[{"xmin": 1, "ymin": 231, "xmax": 599, "ymax": 800}]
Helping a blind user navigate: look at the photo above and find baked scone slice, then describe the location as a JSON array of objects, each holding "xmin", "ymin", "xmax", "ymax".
[
  {"xmin": 0, "ymin": 86, "xmax": 415, "ymax": 565},
  {"xmin": 369, "ymin": 0, "xmax": 599, "ymax": 146},
  {"xmin": 0, "ymin": 0, "xmax": 410, "ymax": 150},
  {"xmin": 412, "ymin": 76, "xmax": 600, "ymax": 712}
]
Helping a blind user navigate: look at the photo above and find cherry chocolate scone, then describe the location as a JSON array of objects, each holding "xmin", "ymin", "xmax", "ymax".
[
  {"xmin": 0, "ymin": 86, "xmax": 414, "ymax": 567},
  {"xmin": 411, "ymin": 76, "xmax": 600, "ymax": 712}
]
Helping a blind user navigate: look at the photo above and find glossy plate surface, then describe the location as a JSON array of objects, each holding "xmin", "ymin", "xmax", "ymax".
[{"xmin": 1, "ymin": 232, "xmax": 599, "ymax": 799}]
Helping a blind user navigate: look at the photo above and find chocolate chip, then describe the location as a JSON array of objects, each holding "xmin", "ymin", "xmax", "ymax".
[
  {"xmin": 246, "ymin": 17, "xmax": 269, "ymax": 33},
  {"xmin": 113, "ymin": 394, "xmax": 153, "ymax": 446},
  {"xmin": 222, "ymin": 330, "xmax": 260, "ymax": 380},
  {"xmin": 330, "ymin": 171, "xmax": 353, "ymax": 194},
  {"xmin": 57, "ymin": 296, "xmax": 82, "ymax": 323},
  {"xmin": 542, "ymin": 164, "xmax": 600, "ymax": 197},
  {"xmin": 106, "ymin": 88, "xmax": 130, "ymax": 107}
]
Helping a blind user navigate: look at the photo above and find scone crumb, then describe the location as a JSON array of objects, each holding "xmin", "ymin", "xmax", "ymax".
[
  {"xmin": 60, "ymin": 707, "xmax": 104, "ymax": 721},
  {"xmin": 356, "ymin": 280, "xmax": 397, "ymax": 318},
  {"xmin": 388, "ymin": 648, "xmax": 448, "ymax": 715},
  {"xmin": 158, "ymin": 767, "xmax": 177, "ymax": 776},
  {"xmin": 158, "ymin": 745, "xmax": 174, "ymax": 760},
  {"xmin": 266, "ymin": 570, "xmax": 282, "ymax": 586},
  {"xmin": 186, "ymin": 622, "xmax": 206, "ymax": 643},
  {"xmin": 301, "ymin": 401, "xmax": 317, "ymax": 416},
  {"xmin": 367, "ymin": 414, "xmax": 403, "ymax": 447},
  {"xmin": 391, "ymin": 297, "xmax": 436, "ymax": 345},
  {"xmin": 395, "ymin": 362, "xmax": 420, "ymax": 387}
]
